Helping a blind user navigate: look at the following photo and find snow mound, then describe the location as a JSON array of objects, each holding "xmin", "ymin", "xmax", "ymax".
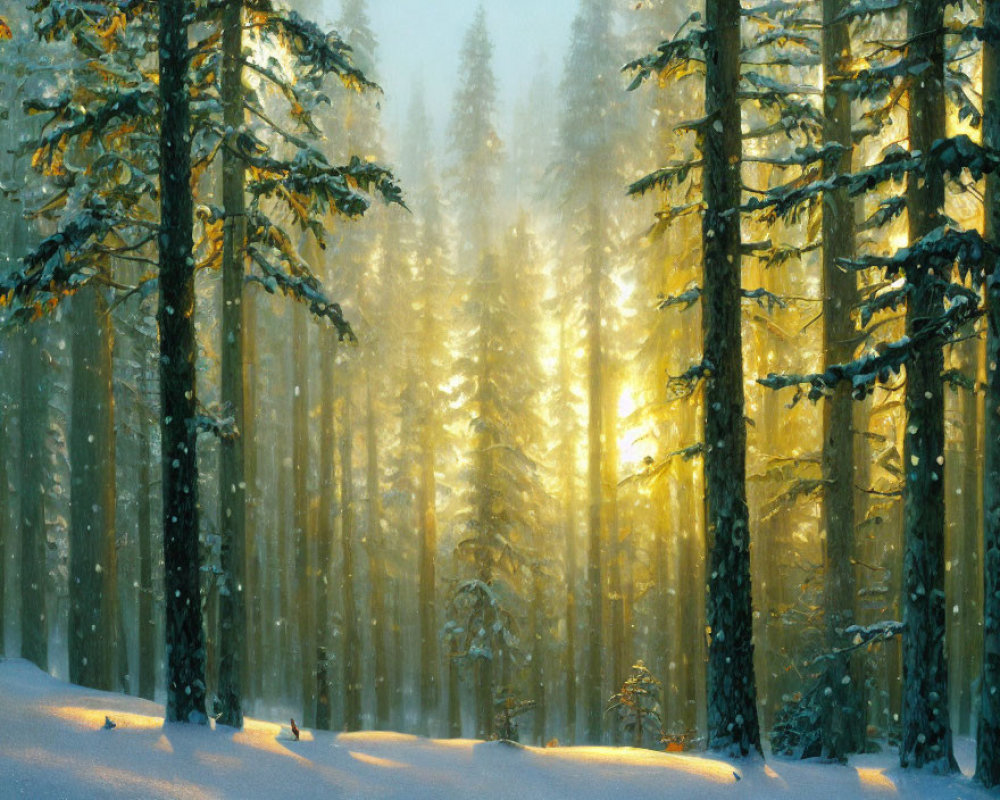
[{"xmin": 0, "ymin": 658, "xmax": 989, "ymax": 799}]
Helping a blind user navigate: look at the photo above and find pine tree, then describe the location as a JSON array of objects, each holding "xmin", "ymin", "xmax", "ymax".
[
  {"xmin": 157, "ymin": 0, "xmax": 206, "ymax": 724},
  {"xmin": 698, "ymin": 0, "xmax": 761, "ymax": 757},
  {"xmin": 445, "ymin": 5, "xmax": 502, "ymax": 739},
  {"xmin": 897, "ymin": 0, "xmax": 956, "ymax": 772},
  {"xmin": 740, "ymin": 0, "xmax": 990, "ymax": 771},
  {"xmin": 557, "ymin": 0, "xmax": 624, "ymax": 745},
  {"xmin": 627, "ymin": 0, "xmax": 762, "ymax": 756}
]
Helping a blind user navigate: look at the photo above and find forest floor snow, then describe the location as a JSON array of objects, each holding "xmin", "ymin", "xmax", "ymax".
[{"xmin": 0, "ymin": 658, "xmax": 990, "ymax": 800}]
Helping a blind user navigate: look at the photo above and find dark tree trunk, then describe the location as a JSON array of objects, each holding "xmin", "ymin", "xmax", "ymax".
[
  {"xmin": 69, "ymin": 285, "xmax": 118, "ymax": 691},
  {"xmin": 702, "ymin": 0, "xmax": 761, "ymax": 757},
  {"xmin": 819, "ymin": 0, "xmax": 865, "ymax": 760},
  {"xmin": 978, "ymin": 0, "xmax": 1000, "ymax": 786},
  {"xmin": 215, "ymin": 0, "xmax": 247, "ymax": 730},
  {"xmin": 899, "ymin": 0, "xmax": 956, "ymax": 772},
  {"xmin": 159, "ymin": 0, "xmax": 207, "ymax": 724},
  {"xmin": 20, "ymin": 327, "xmax": 48, "ymax": 672}
]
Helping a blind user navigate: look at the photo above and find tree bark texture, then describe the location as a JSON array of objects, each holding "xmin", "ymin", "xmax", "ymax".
[
  {"xmin": 159, "ymin": 0, "xmax": 207, "ymax": 724},
  {"xmin": 900, "ymin": 0, "xmax": 956, "ymax": 772},
  {"xmin": 702, "ymin": 0, "xmax": 761, "ymax": 757}
]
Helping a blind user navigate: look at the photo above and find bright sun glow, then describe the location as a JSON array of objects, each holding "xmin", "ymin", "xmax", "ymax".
[{"xmin": 617, "ymin": 386, "xmax": 653, "ymax": 474}]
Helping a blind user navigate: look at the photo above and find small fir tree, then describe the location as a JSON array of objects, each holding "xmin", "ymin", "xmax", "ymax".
[{"xmin": 606, "ymin": 661, "xmax": 664, "ymax": 749}]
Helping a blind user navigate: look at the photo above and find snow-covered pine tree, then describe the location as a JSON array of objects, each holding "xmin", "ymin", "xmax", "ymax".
[{"xmin": 627, "ymin": 0, "xmax": 763, "ymax": 757}]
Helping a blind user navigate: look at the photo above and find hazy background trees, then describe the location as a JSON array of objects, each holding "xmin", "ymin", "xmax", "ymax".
[{"xmin": 1, "ymin": 0, "xmax": 999, "ymax": 784}]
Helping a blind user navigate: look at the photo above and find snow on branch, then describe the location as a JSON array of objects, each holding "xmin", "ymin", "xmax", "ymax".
[
  {"xmin": 623, "ymin": 12, "xmax": 706, "ymax": 91},
  {"xmin": 759, "ymin": 293, "xmax": 982, "ymax": 402},
  {"xmin": 745, "ymin": 135, "xmax": 1000, "ymax": 223}
]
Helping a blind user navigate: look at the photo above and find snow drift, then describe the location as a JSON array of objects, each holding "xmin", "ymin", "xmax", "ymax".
[{"xmin": 0, "ymin": 658, "xmax": 989, "ymax": 799}]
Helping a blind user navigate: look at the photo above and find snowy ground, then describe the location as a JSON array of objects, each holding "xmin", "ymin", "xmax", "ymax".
[{"xmin": 0, "ymin": 659, "xmax": 990, "ymax": 800}]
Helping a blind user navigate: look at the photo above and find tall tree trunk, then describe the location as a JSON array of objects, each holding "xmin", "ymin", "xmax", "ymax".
[
  {"xmin": 292, "ymin": 302, "xmax": 314, "ymax": 725},
  {"xmin": 702, "ymin": 0, "xmax": 760, "ymax": 756},
  {"xmin": 20, "ymin": 327, "xmax": 48, "ymax": 672},
  {"xmin": 899, "ymin": 0, "xmax": 956, "ymax": 771},
  {"xmin": 819, "ymin": 0, "xmax": 864, "ymax": 760},
  {"xmin": 584, "ymin": 200, "xmax": 604, "ymax": 744},
  {"xmin": 978, "ymin": 0, "xmax": 1000, "ymax": 785},
  {"xmin": 340, "ymin": 378, "xmax": 362, "ymax": 730},
  {"xmin": 216, "ymin": 0, "xmax": 248, "ymax": 730},
  {"xmin": 365, "ymin": 370, "xmax": 390, "ymax": 729},
  {"xmin": 315, "ymin": 329, "xmax": 335, "ymax": 731},
  {"xmin": 69, "ymin": 285, "xmax": 117, "ymax": 691},
  {"xmin": 159, "ymin": 0, "xmax": 207, "ymax": 724}
]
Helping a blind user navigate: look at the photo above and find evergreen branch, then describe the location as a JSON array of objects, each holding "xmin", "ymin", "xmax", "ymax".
[
  {"xmin": 628, "ymin": 160, "xmax": 702, "ymax": 196},
  {"xmin": 759, "ymin": 294, "xmax": 983, "ymax": 401},
  {"xmin": 259, "ymin": 7, "xmax": 378, "ymax": 90},
  {"xmin": 623, "ymin": 13, "xmax": 706, "ymax": 91},
  {"xmin": 839, "ymin": 226, "xmax": 995, "ymax": 282}
]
